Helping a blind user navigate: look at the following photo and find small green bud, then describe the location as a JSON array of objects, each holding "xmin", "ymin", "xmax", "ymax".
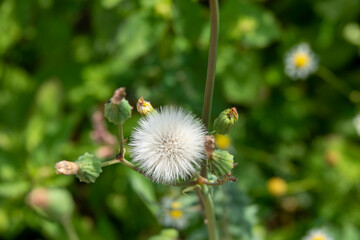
[
  {"xmin": 75, "ymin": 153, "xmax": 102, "ymax": 183},
  {"xmin": 208, "ymin": 149, "xmax": 234, "ymax": 177},
  {"xmin": 27, "ymin": 188, "xmax": 74, "ymax": 222},
  {"xmin": 136, "ymin": 97, "xmax": 156, "ymax": 116},
  {"xmin": 104, "ymin": 87, "xmax": 132, "ymax": 124},
  {"xmin": 213, "ymin": 107, "xmax": 238, "ymax": 134}
]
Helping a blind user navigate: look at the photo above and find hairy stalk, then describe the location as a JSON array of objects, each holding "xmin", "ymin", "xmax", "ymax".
[
  {"xmin": 198, "ymin": 0, "xmax": 220, "ymax": 239},
  {"xmin": 118, "ymin": 124, "xmax": 125, "ymax": 157}
]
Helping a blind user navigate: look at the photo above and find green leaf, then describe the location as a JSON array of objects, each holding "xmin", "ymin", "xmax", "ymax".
[{"xmin": 128, "ymin": 171, "xmax": 158, "ymax": 216}]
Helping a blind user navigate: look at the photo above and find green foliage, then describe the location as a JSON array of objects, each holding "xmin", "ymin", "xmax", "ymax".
[{"xmin": 1, "ymin": 0, "xmax": 360, "ymax": 239}]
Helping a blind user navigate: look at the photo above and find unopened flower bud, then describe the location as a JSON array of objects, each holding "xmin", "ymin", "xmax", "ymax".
[
  {"xmin": 27, "ymin": 188, "xmax": 74, "ymax": 222},
  {"xmin": 27, "ymin": 188, "xmax": 48, "ymax": 208},
  {"xmin": 55, "ymin": 161, "xmax": 79, "ymax": 175},
  {"xmin": 104, "ymin": 87, "xmax": 132, "ymax": 124},
  {"xmin": 208, "ymin": 149, "xmax": 234, "ymax": 177},
  {"xmin": 136, "ymin": 97, "xmax": 155, "ymax": 116},
  {"xmin": 204, "ymin": 135, "xmax": 215, "ymax": 159},
  {"xmin": 213, "ymin": 107, "xmax": 238, "ymax": 134},
  {"xmin": 75, "ymin": 152, "xmax": 103, "ymax": 183}
]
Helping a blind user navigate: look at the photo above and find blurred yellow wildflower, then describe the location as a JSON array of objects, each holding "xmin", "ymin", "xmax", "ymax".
[
  {"xmin": 162, "ymin": 199, "xmax": 187, "ymax": 229},
  {"xmin": 169, "ymin": 209, "xmax": 183, "ymax": 219},
  {"xmin": 302, "ymin": 229, "xmax": 333, "ymax": 240},
  {"xmin": 154, "ymin": 0, "xmax": 173, "ymax": 19},
  {"xmin": 267, "ymin": 177, "xmax": 287, "ymax": 196},
  {"xmin": 284, "ymin": 43, "xmax": 318, "ymax": 80},
  {"xmin": 232, "ymin": 16, "xmax": 258, "ymax": 38},
  {"xmin": 171, "ymin": 201, "xmax": 181, "ymax": 209},
  {"xmin": 312, "ymin": 236, "xmax": 326, "ymax": 240},
  {"xmin": 292, "ymin": 52, "xmax": 310, "ymax": 68},
  {"xmin": 215, "ymin": 134, "xmax": 231, "ymax": 149}
]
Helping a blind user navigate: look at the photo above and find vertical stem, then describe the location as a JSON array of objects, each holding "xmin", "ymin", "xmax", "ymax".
[
  {"xmin": 196, "ymin": 186, "xmax": 219, "ymax": 240},
  {"xmin": 118, "ymin": 124, "xmax": 124, "ymax": 157},
  {"xmin": 201, "ymin": 0, "xmax": 219, "ymax": 178},
  {"xmin": 202, "ymin": 0, "xmax": 219, "ymax": 129},
  {"xmin": 62, "ymin": 219, "xmax": 79, "ymax": 240},
  {"xmin": 198, "ymin": 1, "xmax": 220, "ymax": 239}
]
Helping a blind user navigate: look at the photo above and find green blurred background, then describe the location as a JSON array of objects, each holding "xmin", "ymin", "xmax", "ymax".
[{"xmin": 1, "ymin": 0, "xmax": 360, "ymax": 239}]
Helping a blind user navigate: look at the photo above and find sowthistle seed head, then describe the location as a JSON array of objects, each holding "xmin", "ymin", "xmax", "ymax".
[{"xmin": 129, "ymin": 106, "xmax": 207, "ymax": 184}]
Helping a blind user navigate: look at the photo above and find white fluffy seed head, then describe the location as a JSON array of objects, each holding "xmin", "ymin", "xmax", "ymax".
[
  {"xmin": 129, "ymin": 106, "xmax": 207, "ymax": 184},
  {"xmin": 284, "ymin": 43, "xmax": 318, "ymax": 80}
]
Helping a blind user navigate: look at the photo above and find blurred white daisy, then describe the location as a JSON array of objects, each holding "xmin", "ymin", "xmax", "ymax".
[
  {"xmin": 354, "ymin": 113, "xmax": 360, "ymax": 135},
  {"xmin": 284, "ymin": 43, "xmax": 318, "ymax": 80},
  {"xmin": 160, "ymin": 197, "xmax": 188, "ymax": 229},
  {"xmin": 129, "ymin": 106, "xmax": 206, "ymax": 184},
  {"xmin": 302, "ymin": 228, "xmax": 333, "ymax": 240}
]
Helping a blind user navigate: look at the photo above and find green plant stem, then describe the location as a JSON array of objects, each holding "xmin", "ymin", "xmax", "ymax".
[
  {"xmin": 201, "ymin": 0, "xmax": 219, "ymax": 179},
  {"xmin": 202, "ymin": 177, "xmax": 230, "ymax": 186},
  {"xmin": 118, "ymin": 124, "xmax": 124, "ymax": 157},
  {"xmin": 316, "ymin": 66, "xmax": 352, "ymax": 99},
  {"xmin": 172, "ymin": 176, "xmax": 231, "ymax": 187},
  {"xmin": 172, "ymin": 180, "xmax": 198, "ymax": 187},
  {"xmin": 101, "ymin": 158, "xmax": 135, "ymax": 170},
  {"xmin": 100, "ymin": 157, "xmax": 149, "ymax": 178},
  {"xmin": 196, "ymin": 186, "xmax": 219, "ymax": 240},
  {"xmin": 198, "ymin": 1, "xmax": 220, "ymax": 237},
  {"xmin": 101, "ymin": 159, "xmax": 121, "ymax": 168},
  {"xmin": 202, "ymin": 0, "xmax": 219, "ymax": 130},
  {"xmin": 287, "ymin": 178, "xmax": 318, "ymax": 194},
  {"xmin": 61, "ymin": 219, "xmax": 79, "ymax": 240}
]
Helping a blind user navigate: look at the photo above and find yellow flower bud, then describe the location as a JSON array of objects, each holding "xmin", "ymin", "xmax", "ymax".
[{"xmin": 136, "ymin": 97, "xmax": 155, "ymax": 116}]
